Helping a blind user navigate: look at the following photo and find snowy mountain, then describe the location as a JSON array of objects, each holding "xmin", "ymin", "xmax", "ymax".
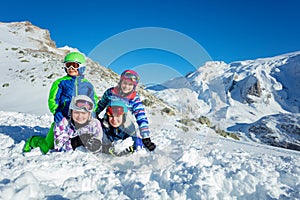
[
  {"xmin": 0, "ymin": 21, "xmax": 170, "ymax": 116},
  {"xmin": 148, "ymin": 53, "xmax": 300, "ymax": 151},
  {"xmin": 0, "ymin": 21, "xmax": 299, "ymax": 199}
]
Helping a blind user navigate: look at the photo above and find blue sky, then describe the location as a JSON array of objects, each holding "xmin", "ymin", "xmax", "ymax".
[{"xmin": 1, "ymin": 0, "xmax": 300, "ymax": 84}]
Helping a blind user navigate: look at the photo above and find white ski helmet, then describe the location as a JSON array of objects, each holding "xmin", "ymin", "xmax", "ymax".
[{"xmin": 70, "ymin": 95, "xmax": 94, "ymax": 113}]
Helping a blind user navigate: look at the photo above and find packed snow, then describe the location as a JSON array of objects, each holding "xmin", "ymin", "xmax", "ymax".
[
  {"xmin": 0, "ymin": 21, "xmax": 299, "ymax": 199},
  {"xmin": 1, "ymin": 111, "xmax": 299, "ymax": 199}
]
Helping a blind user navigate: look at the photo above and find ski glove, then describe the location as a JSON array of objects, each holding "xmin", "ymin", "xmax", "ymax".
[
  {"xmin": 72, "ymin": 134, "xmax": 102, "ymax": 153},
  {"xmin": 142, "ymin": 138, "xmax": 156, "ymax": 151},
  {"xmin": 54, "ymin": 111, "xmax": 64, "ymax": 123},
  {"xmin": 102, "ymin": 143, "xmax": 113, "ymax": 154},
  {"xmin": 84, "ymin": 137, "xmax": 102, "ymax": 153},
  {"xmin": 108, "ymin": 146, "xmax": 134, "ymax": 157},
  {"xmin": 71, "ymin": 136, "xmax": 84, "ymax": 150}
]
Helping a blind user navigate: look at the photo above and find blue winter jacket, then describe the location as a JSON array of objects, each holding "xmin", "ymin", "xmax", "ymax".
[
  {"xmin": 96, "ymin": 87, "xmax": 150, "ymax": 138},
  {"xmin": 100, "ymin": 115, "xmax": 143, "ymax": 150},
  {"xmin": 48, "ymin": 75, "xmax": 98, "ymax": 119}
]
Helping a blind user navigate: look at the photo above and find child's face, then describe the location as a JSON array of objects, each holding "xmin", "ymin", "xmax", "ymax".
[
  {"xmin": 72, "ymin": 110, "xmax": 90, "ymax": 124},
  {"xmin": 108, "ymin": 115, "xmax": 123, "ymax": 128},
  {"xmin": 65, "ymin": 62, "xmax": 79, "ymax": 76},
  {"xmin": 66, "ymin": 68, "xmax": 79, "ymax": 76},
  {"xmin": 120, "ymin": 79, "xmax": 135, "ymax": 93}
]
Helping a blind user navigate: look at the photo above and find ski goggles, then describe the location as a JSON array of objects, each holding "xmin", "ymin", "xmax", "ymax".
[
  {"xmin": 74, "ymin": 99, "xmax": 93, "ymax": 112},
  {"xmin": 106, "ymin": 106, "xmax": 125, "ymax": 117},
  {"xmin": 65, "ymin": 62, "xmax": 80, "ymax": 70},
  {"xmin": 122, "ymin": 71, "xmax": 140, "ymax": 83}
]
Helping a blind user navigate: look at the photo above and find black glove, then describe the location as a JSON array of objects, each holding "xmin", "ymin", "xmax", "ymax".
[
  {"xmin": 84, "ymin": 137, "xmax": 102, "ymax": 153},
  {"xmin": 71, "ymin": 136, "xmax": 84, "ymax": 150},
  {"xmin": 107, "ymin": 146, "xmax": 134, "ymax": 157},
  {"xmin": 79, "ymin": 134, "xmax": 93, "ymax": 144},
  {"xmin": 79, "ymin": 134, "xmax": 102, "ymax": 153},
  {"xmin": 142, "ymin": 138, "xmax": 156, "ymax": 151},
  {"xmin": 102, "ymin": 143, "xmax": 113, "ymax": 154}
]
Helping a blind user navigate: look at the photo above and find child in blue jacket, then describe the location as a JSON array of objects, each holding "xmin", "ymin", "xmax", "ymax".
[
  {"xmin": 100, "ymin": 100, "xmax": 143, "ymax": 156},
  {"xmin": 96, "ymin": 70, "xmax": 156, "ymax": 152}
]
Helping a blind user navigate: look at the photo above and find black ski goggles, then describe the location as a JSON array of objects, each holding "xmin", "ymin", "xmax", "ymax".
[{"xmin": 65, "ymin": 62, "xmax": 80, "ymax": 70}]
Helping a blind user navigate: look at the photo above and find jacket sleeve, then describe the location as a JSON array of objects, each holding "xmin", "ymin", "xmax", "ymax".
[
  {"xmin": 75, "ymin": 118, "xmax": 104, "ymax": 153},
  {"xmin": 89, "ymin": 82, "xmax": 99, "ymax": 117},
  {"xmin": 54, "ymin": 118, "xmax": 74, "ymax": 151},
  {"xmin": 77, "ymin": 78, "xmax": 99, "ymax": 117},
  {"xmin": 93, "ymin": 90, "xmax": 99, "ymax": 114},
  {"xmin": 130, "ymin": 93, "xmax": 151, "ymax": 138},
  {"xmin": 48, "ymin": 79, "xmax": 62, "ymax": 114},
  {"xmin": 123, "ymin": 115, "xmax": 139, "ymax": 137},
  {"xmin": 96, "ymin": 88, "xmax": 111, "ymax": 116},
  {"xmin": 87, "ymin": 118, "xmax": 104, "ymax": 141},
  {"xmin": 122, "ymin": 112, "xmax": 145, "ymax": 149}
]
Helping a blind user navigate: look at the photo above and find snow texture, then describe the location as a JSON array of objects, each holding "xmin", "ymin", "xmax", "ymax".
[{"xmin": 0, "ymin": 21, "xmax": 299, "ymax": 199}]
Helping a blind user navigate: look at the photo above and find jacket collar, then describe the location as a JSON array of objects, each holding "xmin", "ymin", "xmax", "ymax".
[{"xmin": 112, "ymin": 86, "xmax": 136, "ymax": 100}]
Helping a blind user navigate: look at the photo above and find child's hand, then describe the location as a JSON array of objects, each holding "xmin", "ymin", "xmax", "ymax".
[
  {"xmin": 142, "ymin": 138, "xmax": 156, "ymax": 151},
  {"xmin": 71, "ymin": 136, "xmax": 84, "ymax": 150}
]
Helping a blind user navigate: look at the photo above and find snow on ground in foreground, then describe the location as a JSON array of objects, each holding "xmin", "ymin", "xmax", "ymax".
[{"xmin": 0, "ymin": 111, "xmax": 299, "ymax": 199}]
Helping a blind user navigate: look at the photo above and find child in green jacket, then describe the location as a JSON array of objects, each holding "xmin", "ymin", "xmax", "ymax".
[{"xmin": 23, "ymin": 52, "xmax": 98, "ymax": 154}]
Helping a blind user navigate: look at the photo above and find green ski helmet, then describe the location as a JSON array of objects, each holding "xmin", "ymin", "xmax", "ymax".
[{"xmin": 64, "ymin": 52, "xmax": 86, "ymax": 64}]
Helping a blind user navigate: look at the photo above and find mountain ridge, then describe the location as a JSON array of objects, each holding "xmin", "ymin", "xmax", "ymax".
[{"xmin": 147, "ymin": 50, "xmax": 300, "ymax": 150}]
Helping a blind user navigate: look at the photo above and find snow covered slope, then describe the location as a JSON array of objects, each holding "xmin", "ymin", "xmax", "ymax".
[
  {"xmin": 0, "ymin": 111, "xmax": 300, "ymax": 199},
  {"xmin": 148, "ymin": 52, "xmax": 300, "ymax": 150},
  {"xmin": 0, "ymin": 21, "xmax": 169, "ymax": 116}
]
